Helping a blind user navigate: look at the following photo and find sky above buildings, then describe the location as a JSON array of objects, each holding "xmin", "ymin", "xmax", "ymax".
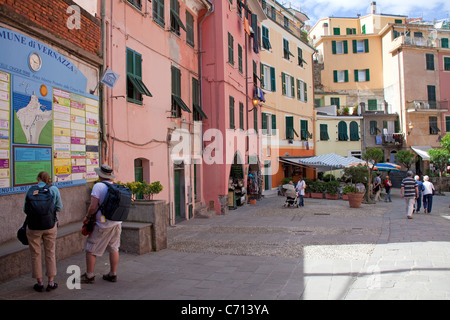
[{"xmin": 290, "ymin": 0, "xmax": 450, "ymax": 27}]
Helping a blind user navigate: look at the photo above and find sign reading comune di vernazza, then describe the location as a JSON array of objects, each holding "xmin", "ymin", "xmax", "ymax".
[{"xmin": 0, "ymin": 27, "xmax": 100, "ymax": 195}]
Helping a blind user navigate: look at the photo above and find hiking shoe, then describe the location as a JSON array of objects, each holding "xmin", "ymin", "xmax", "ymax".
[
  {"xmin": 407, "ymin": 216, "xmax": 413, "ymax": 219},
  {"xmin": 46, "ymin": 282, "xmax": 58, "ymax": 292},
  {"xmin": 103, "ymin": 274, "xmax": 117, "ymax": 282},
  {"xmin": 33, "ymin": 283, "xmax": 44, "ymax": 292},
  {"xmin": 80, "ymin": 273, "xmax": 95, "ymax": 284}
]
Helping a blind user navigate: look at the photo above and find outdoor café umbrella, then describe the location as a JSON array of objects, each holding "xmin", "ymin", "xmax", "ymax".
[{"xmin": 373, "ymin": 162, "xmax": 401, "ymax": 171}]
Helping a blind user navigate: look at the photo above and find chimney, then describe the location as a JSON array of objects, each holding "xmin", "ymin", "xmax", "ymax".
[{"xmin": 371, "ymin": 1, "xmax": 376, "ymax": 14}]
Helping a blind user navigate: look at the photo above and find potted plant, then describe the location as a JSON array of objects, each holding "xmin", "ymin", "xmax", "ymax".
[
  {"xmin": 342, "ymin": 165, "xmax": 367, "ymax": 208},
  {"xmin": 342, "ymin": 185, "xmax": 357, "ymax": 200},
  {"xmin": 310, "ymin": 181, "xmax": 325, "ymax": 199},
  {"xmin": 325, "ymin": 180, "xmax": 339, "ymax": 200}
]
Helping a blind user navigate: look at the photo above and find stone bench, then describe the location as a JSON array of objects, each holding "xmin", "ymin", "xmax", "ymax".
[
  {"xmin": 0, "ymin": 222, "xmax": 86, "ymax": 283},
  {"xmin": 120, "ymin": 222, "xmax": 153, "ymax": 255}
]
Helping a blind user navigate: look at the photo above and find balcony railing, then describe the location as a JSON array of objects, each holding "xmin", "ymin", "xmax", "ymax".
[
  {"xmin": 407, "ymin": 100, "xmax": 449, "ymax": 112},
  {"xmin": 382, "ymin": 133, "xmax": 404, "ymax": 146},
  {"xmin": 263, "ymin": 6, "xmax": 302, "ymax": 39}
]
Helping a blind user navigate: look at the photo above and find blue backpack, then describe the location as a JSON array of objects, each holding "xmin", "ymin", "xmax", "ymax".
[
  {"xmin": 24, "ymin": 184, "xmax": 57, "ymax": 230},
  {"xmin": 97, "ymin": 182, "xmax": 132, "ymax": 221}
]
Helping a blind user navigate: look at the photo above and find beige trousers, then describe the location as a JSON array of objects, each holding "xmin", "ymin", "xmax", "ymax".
[{"xmin": 26, "ymin": 225, "xmax": 57, "ymax": 279}]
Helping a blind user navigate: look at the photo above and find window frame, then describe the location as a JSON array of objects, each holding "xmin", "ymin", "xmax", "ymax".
[
  {"xmin": 152, "ymin": 0, "xmax": 165, "ymax": 27},
  {"xmin": 228, "ymin": 32, "xmax": 234, "ymax": 65}
]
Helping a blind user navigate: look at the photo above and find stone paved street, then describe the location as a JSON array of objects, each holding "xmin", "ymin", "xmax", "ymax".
[{"xmin": 0, "ymin": 188, "xmax": 449, "ymax": 301}]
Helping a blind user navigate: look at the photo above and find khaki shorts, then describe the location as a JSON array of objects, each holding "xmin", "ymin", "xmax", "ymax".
[{"xmin": 85, "ymin": 224, "xmax": 121, "ymax": 256}]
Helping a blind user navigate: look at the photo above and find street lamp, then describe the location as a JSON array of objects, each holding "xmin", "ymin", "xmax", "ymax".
[{"xmin": 407, "ymin": 122, "xmax": 414, "ymax": 135}]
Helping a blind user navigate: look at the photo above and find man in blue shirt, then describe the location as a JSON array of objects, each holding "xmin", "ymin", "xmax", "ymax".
[{"xmin": 414, "ymin": 175, "xmax": 425, "ymax": 213}]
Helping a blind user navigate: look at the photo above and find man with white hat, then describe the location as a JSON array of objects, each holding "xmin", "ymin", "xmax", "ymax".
[{"xmin": 81, "ymin": 164, "xmax": 122, "ymax": 284}]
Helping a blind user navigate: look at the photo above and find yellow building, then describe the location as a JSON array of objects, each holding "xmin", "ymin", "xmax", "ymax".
[
  {"xmin": 259, "ymin": 0, "xmax": 316, "ymax": 192},
  {"xmin": 309, "ymin": 2, "xmax": 407, "ymax": 165}
]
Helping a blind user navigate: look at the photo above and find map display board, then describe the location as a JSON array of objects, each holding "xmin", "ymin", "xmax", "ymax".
[{"xmin": 0, "ymin": 26, "xmax": 100, "ymax": 195}]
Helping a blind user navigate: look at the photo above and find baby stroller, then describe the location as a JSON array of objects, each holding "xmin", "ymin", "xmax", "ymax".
[{"xmin": 283, "ymin": 184, "xmax": 298, "ymax": 208}]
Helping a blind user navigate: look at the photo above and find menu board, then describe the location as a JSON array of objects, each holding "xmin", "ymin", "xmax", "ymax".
[
  {"xmin": 0, "ymin": 71, "xmax": 10, "ymax": 188},
  {"xmin": 53, "ymin": 88, "xmax": 99, "ymax": 183}
]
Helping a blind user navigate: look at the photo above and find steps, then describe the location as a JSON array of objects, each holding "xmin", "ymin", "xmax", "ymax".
[{"xmin": 194, "ymin": 204, "xmax": 217, "ymax": 219}]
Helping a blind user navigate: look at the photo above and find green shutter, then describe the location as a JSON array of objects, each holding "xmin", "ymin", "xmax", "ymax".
[
  {"xmin": 272, "ymin": 114, "xmax": 276, "ymax": 135},
  {"xmin": 262, "ymin": 112, "xmax": 267, "ymax": 132},
  {"xmin": 333, "ymin": 70, "xmax": 338, "ymax": 82},
  {"xmin": 333, "ymin": 27, "xmax": 340, "ymax": 35},
  {"xmin": 281, "ymin": 72, "xmax": 286, "ymax": 95},
  {"xmin": 286, "ymin": 116, "xmax": 294, "ymax": 139},
  {"xmin": 446, "ymin": 116, "xmax": 450, "ymax": 132},
  {"xmin": 365, "ymin": 69, "xmax": 370, "ymax": 81},
  {"xmin": 350, "ymin": 121, "xmax": 360, "ymax": 141},
  {"xmin": 290, "ymin": 76, "xmax": 295, "ymax": 97},
  {"xmin": 296, "ymin": 79, "xmax": 301, "ymax": 100},
  {"xmin": 442, "ymin": 38, "xmax": 449, "ymax": 48},
  {"xmin": 362, "ymin": 25, "xmax": 366, "ymax": 34},
  {"xmin": 229, "ymin": 96, "xmax": 235, "ymax": 129},
  {"xmin": 320, "ymin": 124, "xmax": 329, "ymax": 140},
  {"xmin": 270, "ymin": 67, "xmax": 276, "ymax": 91},
  {"xmin": 352, "ymin": 40, "xmax": 357, "ymax": 53},
  {"xmin": 300, "ymin": 120, "xmax": 308, "ymax": 140},
  {"xmin": 343, "ymin": 40, "xmax": 348, "ymax": 54},
  {"xmin": 354, "ymin": 69, "xmax": 359, "ymax": 82},
  {"xmin": 332, "ymin": 41, "xmax": 337, "ymax": 54},
  {"xmin": 260, "ymin": 63, "xmax": 265, "ymax": 89},
  {"xmin": 364, "ymin": 39, "xmax": 369, "ymax": 52},
  {"xmin": 239, "ymin": 102, "xmax": 244, "ymax": 130},
  {"xmin": 368, "ymin": 99, "xmax": 377, "ymax": 110},
  {"xmin": 338, "ymin": 121, "xmax": 348, "ymax": 141},
  {"xmin": 304, "ymin": 82, "xmax": 307, "ymax": 102},
  {"xmin": 344, "ymin": 70, "xmax": 349, "ymax": 82}
]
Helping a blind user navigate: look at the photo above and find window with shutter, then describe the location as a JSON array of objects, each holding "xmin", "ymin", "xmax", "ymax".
[
  {"xmin": 446, "ymin": 116, "xmax": 450, "ymax": 132},
  {"xmin": 445, "ymin": 57, "xmax": 450, "ymax": 71},
  {"xmin": 333, "ymin": 27, "xmax": 340, "ymax": 35},
  {"xmin": 186, "ymin": 11, "xmax": 194, "ymax": 47},
  {"xmin": 429, "ymin": 116, "xmax": 440, "ymax": 135},
  {"xmin": 262, "ymin": 112, "xmax": 267, "ymax": 134},
  {"xmin": 152, "ymin": 0, "xmax": 165, "ymax": 27},
  {"xmin": 338, "ymin": 121, "xmax": 348, "ymax": 141},
  {"xmin": 272, "ymin": 114, "xmax": 276, "ymax": 135},
  {"xmin": 239, "ymin": 102, "xmax": 244, "ymax": 130},
  {"xmin": 283, "ymin": 39, "xmax": 294, "ymax": 60},
  {"xmin": 228, "ymin": 33, "xmax": 234, "ymax": 65},
  {"xmin": 253, "ymin": 108, "xmax": 258, "ymax": 133},
  {"xmin": 442, "ymin": 38, "xmax": 449, "ymax": 48},
  {"xmin": 369, "ymin": 121, "xmax": 378, "ymax": 135},
  {"xmin": 127, "ymin": 48, "xmax": 152, "ymax": 104},
  {"xmin": 320, "ymin": 124, "xmax": 329, "ymax": 141},
  {"xmin": 238, "ymin": 44, "xmax": 243, "ymax": 73},
  {"xmin": 368, "ymin": 99, "xmax": 377, "ymax": 111},
  {"xmin": 300, "ymin": 120, "xmax": 309, "ymax": 141},
  {"xmin": 170, "ymin": 0, "xmax": 186, "ymax": 36},
  {"xmin": 350, "ymin": 121, "xmax": 360, "ymax": 141},
  {"xmin": 229, "ymin": 96, "xmax": 235, "ymax": 129},
  {"xmin": 426, "ymin": 53, "xmax": 435, "ymax": 70},
  {"xmin": 262, "ymin": 26, "xmax": 272, "ymax": 50},
  {"xmin": 171, "ymin": 66, "xmax": 190, "ymax": 117},
  {"xmin": 285, "ymin": 116, "xmax": 294, "ymax": 139}
]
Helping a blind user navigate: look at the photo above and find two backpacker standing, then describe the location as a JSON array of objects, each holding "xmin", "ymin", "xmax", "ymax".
[
  {"xmin": 81, "ymin": 164, "xmax": 131, "ymax": 284},
  {"xmin": 24, "ymin": 171, "xmax": 63, "ymax": 292}
]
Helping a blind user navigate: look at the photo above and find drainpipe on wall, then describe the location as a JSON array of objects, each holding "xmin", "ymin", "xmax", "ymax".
[
  {"xmin": 198, "ymin": 0, "xmax": 214, "ymax": 114},
  {"xmin": 100, "ymin": 0, "xmax": 108, "ymax": 165}
]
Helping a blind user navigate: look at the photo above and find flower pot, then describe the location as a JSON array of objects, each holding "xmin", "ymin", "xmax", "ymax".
[
  {"xmin": 347, "ymin": 192, "xmax": 364, "ymax": 208},
  {"xmin": 342, "ymin": 194, "xmax": 349, "ymax": 200},
  {"xmin": 304, "ymin": 192, "xmax": 311, "ymax": 198},
  {"xmin": 325, "ymin": 193, "xmax": 339, "ymax": 200},
  {"xmin": 250, "ymin": 199, "xmax": 256, "ymax": 205},
  {"xmin": 311, "ymin": 192, "xmax": 324, "ymax": 199}
]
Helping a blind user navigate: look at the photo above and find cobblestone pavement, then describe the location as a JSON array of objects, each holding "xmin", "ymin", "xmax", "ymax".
[{"xmin": 0, "ymin": 188, "xmax": 449, "ymax": 300}]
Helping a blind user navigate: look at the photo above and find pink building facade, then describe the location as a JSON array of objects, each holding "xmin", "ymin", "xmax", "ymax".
[
  {"xmin": 200, "ymin": 0, "xmax": 266, "ymax": 214},
  {"xmin": 101, "ymin": 0, "xmax": 211, "ymax": 223}
]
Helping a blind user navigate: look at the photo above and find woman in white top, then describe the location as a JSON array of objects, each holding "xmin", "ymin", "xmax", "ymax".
[
  {"xmin": 296, "ymin": 177, "xmax": 306, "ymax": 207},
  {"xmin": 422, "ymin": 175, "xmax": 435, "ymax": 214}
]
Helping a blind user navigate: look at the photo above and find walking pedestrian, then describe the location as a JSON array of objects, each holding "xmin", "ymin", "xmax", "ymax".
[
  {"xmin": 24, "ymin": 171, "xmax": 63, "ymax": 292},
  {"xmin": 296, "ymin": 176, "xmax": 306, "ymax": 207},
  {"xmin": 414, "ymin": 175, "xmax": 424, "ymax": 213},
  {"xmin": 373, "ymin": 173, "xmax": 382, "ymax": 201},
  {"xmin": 81, "ymin": 165, "xmax": 122, "ymax": 284},
  {"xmin": 401, "ymin": 171, "xmax": 418, "ymax": 219},
  {"xmin": 384, "ymin": 175, "xmax": 392, "ymax": 202},
  {"xmin": 422, "ymin": 175, "xmax": 435, "ymax": 214}
]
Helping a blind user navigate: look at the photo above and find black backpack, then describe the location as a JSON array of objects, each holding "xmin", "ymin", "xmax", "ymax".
[
  {"xmin": 24, "ymin": 184, "xmax": 57, "ymax": 230},
  {"xmin": 97, "ymin": 182, "xmax": 132, "ymax": 221}
]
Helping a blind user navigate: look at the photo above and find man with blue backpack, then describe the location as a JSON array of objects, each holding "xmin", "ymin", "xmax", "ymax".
[
  {"xmin": 414, "ymin": 175, "xmax": 425, "ymax": 214},
  {"xmin": 81, "ymin": 164, "xmax": 131, "ymax": 284}
]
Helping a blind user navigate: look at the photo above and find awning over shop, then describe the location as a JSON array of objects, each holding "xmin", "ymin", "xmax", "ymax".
[
  {"xmin": 411, "ymin": 146, "xmax": 431, "ymax": 161},
  {"xmin": 280, "ymin": 153, "xmax": 365, "ymax": 171}
]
